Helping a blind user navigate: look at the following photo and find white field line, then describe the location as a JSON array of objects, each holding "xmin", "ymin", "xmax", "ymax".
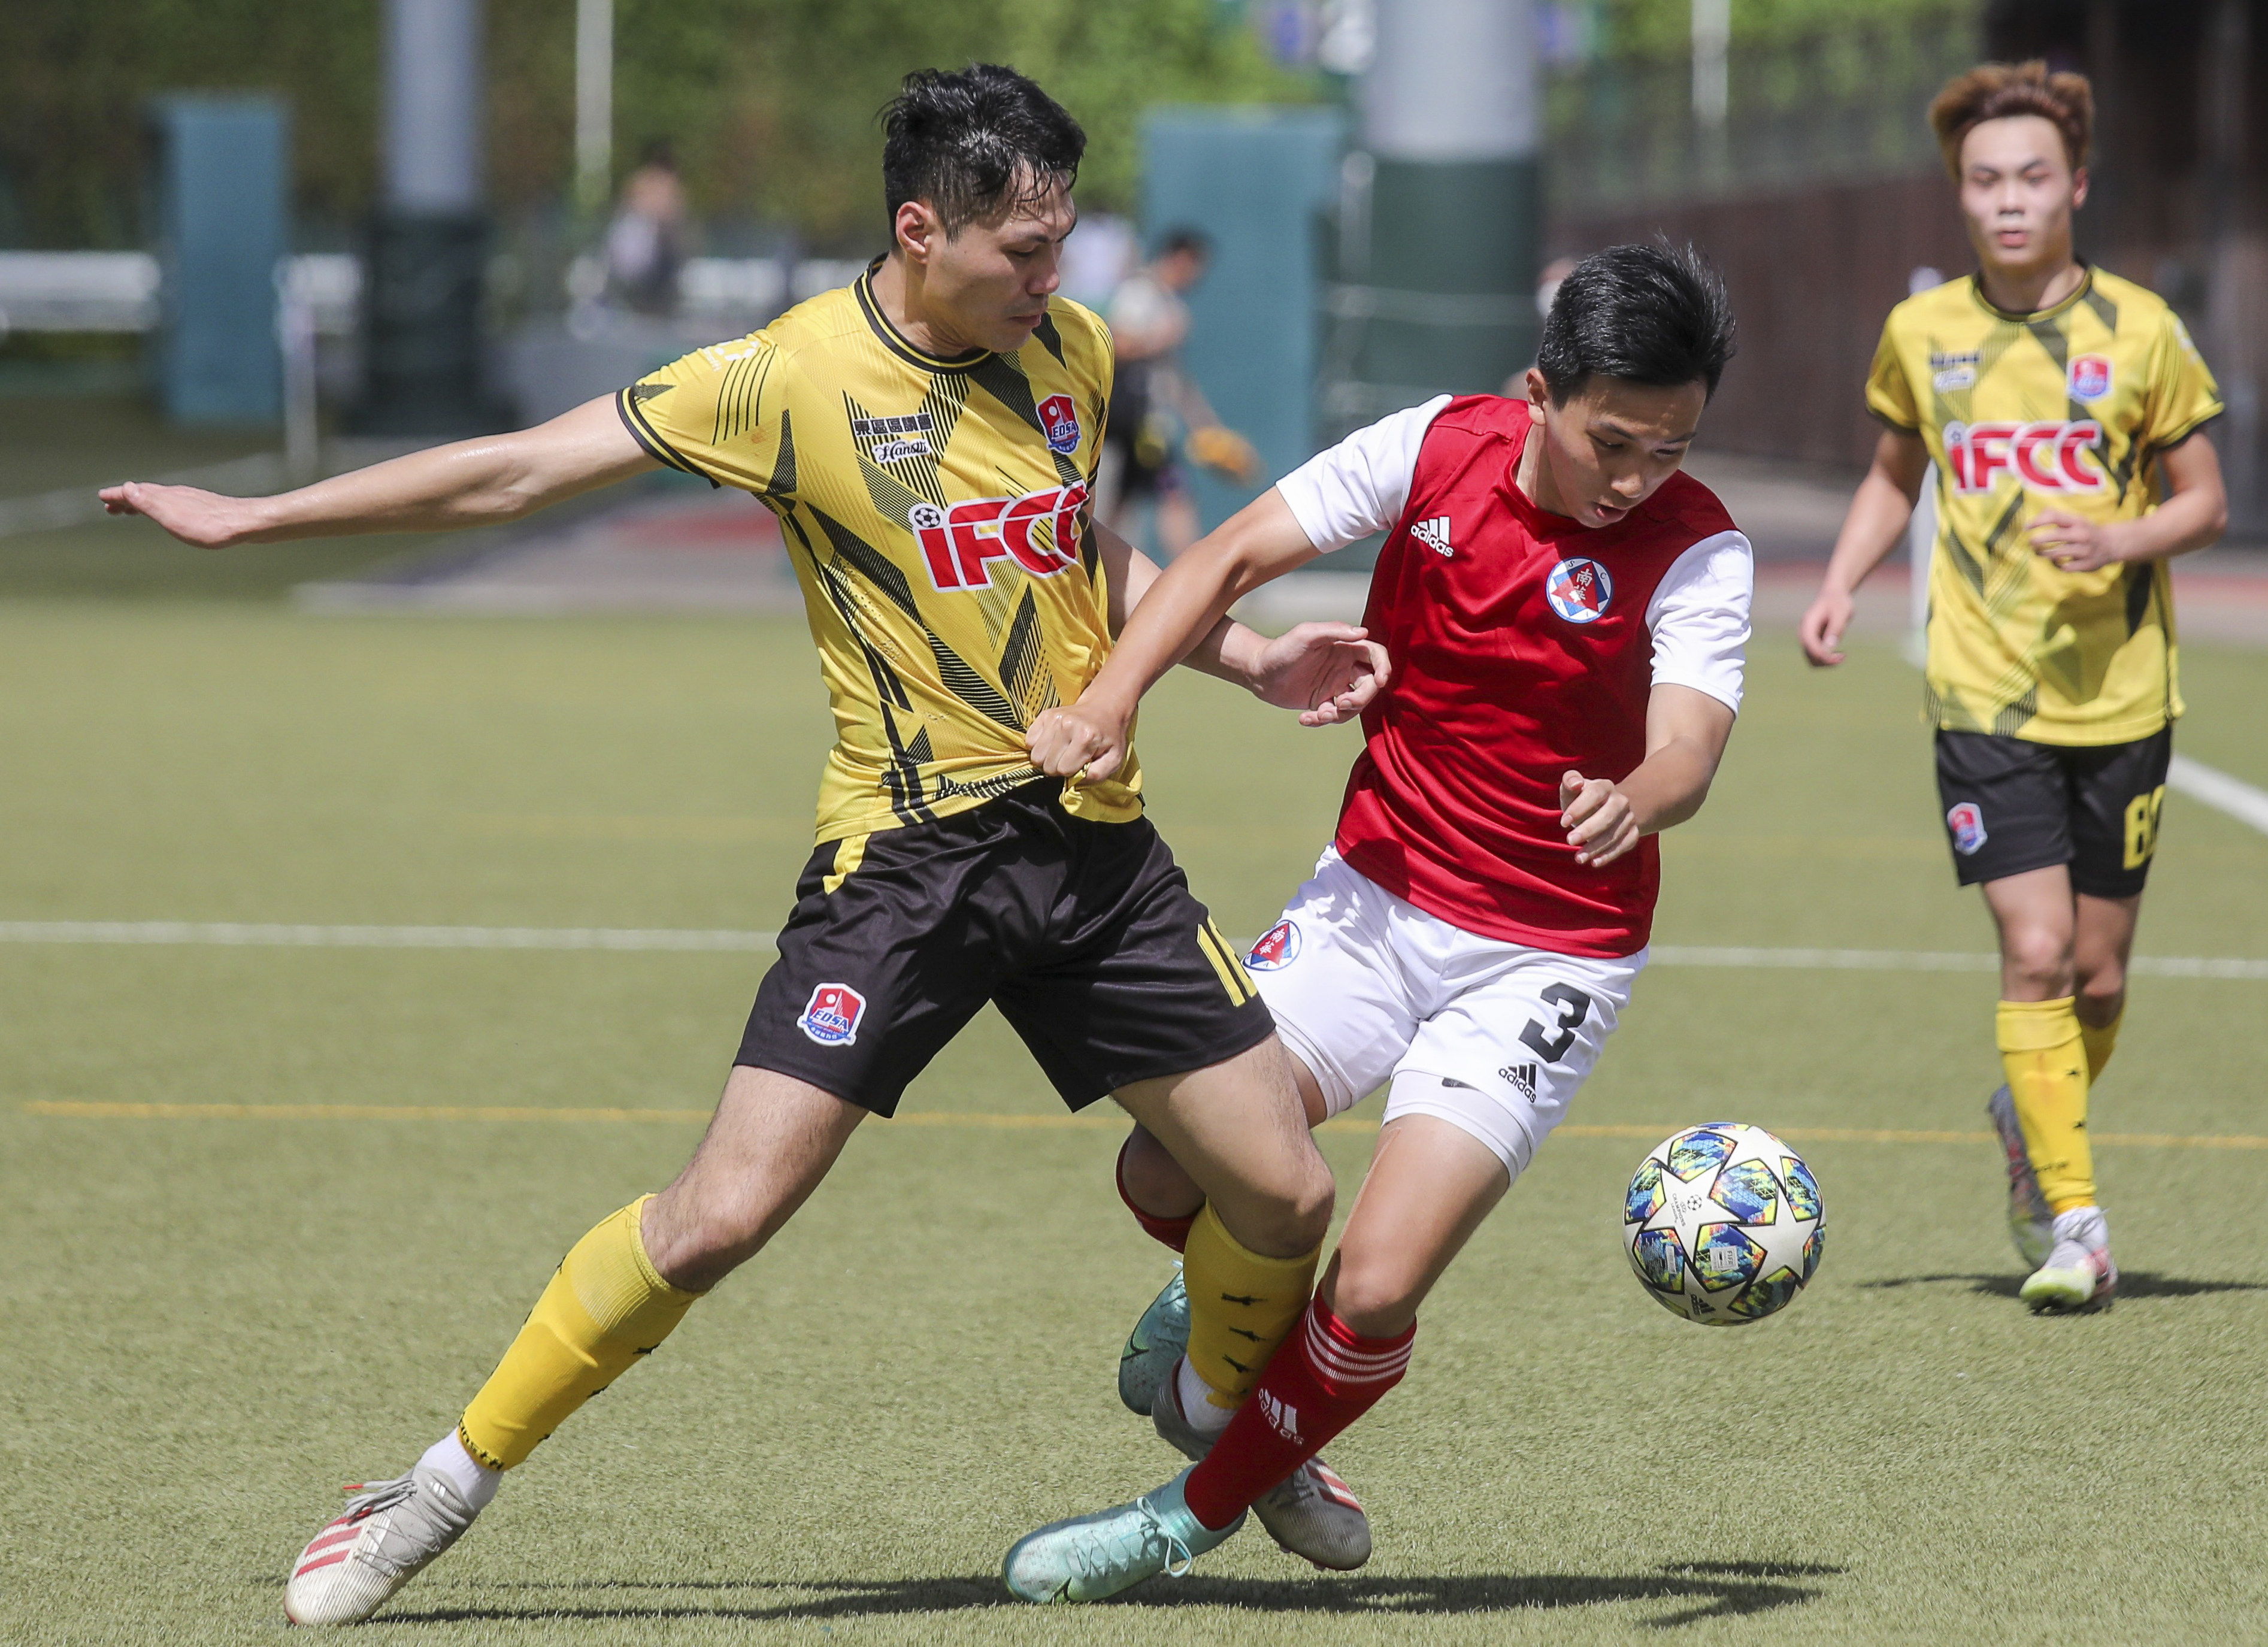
[
  {"xmin": 0, "ymin": 921, "xmax": 2263, "ymax": 980},
  {"xmin": 2169, "ymin": 753, "xmax": 2268, "ymax": 837},
  {"xmin": 1650, "ymin": 944, "xmax": 2268, "ymax": 980}
]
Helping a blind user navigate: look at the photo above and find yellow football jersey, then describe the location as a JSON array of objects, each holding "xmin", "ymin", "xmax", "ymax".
[
  {"xmin": 617, "ymin": 265, "xmax": 1137, "ymax": 843},
  {"xmin": 1867, "ymin": 267, "xmax": 2222, "ymax": 745}
]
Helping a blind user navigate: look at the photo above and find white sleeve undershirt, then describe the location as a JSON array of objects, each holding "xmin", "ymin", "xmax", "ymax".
[
  {"xmin": 1274, "ymin": 395, "xmax": 1452, "ymax": 553},
  {"xmin": 1273, "ymin": 396, "xmax": 1753, "ymax": 715},
  {"xmin": 1645, "ymin": 529, "xmax": 1753, "ymax": 716}
]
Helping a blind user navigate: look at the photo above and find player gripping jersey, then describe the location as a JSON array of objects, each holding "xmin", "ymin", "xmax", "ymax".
[
  {"xmin": 1800, "ymin": 61, "xmax": 2228, "ymax": 1314},
  {"xmin": 1002, "ymin": 244, "xmax": 1749, "ymax": 1601},
  {"xmin": 107, "ymin": 65, "xmax": 1391, "ymax": 1624}
]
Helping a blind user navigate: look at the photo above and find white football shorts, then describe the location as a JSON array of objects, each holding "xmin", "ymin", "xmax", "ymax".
[{"xmin": 1248, "ymin": 847, "xmax": 1645, "ymax": 1179}]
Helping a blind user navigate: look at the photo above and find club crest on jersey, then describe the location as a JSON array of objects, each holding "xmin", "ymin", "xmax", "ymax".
[
  {"xmin": 797, "ymin": 983, "xmax": 866, "ymax": 1046},
  {"xmin": 1544, "ymin": 557, "xmax": 1613, "ymax": 623},
  {"xmin": 1247, "ymin": 919, "xmax": 1301, "ymax": 971},
  {"xmin": 2067, "ymin": 355, "xmax": 2113, "ymax": 402},
  {"xmin": 1947, "ymin": 802, "xmax": 1988, "ymax": 856},
  {"xmin": 1038, "ymin": 393, "xmax": 1081, "ymax": 454},
  {"xmin": 909, "ymin": 481, "xmax": 1088, "ymax": 591}
]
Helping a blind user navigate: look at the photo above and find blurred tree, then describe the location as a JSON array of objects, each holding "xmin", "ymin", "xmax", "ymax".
[{"xmin": 0, "ymin": 0, "xmax": 1301, "ymax": 250}]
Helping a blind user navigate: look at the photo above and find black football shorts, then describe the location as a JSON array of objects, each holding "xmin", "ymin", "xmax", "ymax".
[
  {"xmin": 1933, "ymin": 726, "xmax": 2173, "ymax": 898},
  {"xmin": 735, "ymin": 779, "xmax": 1273, "ymax": 1116}
]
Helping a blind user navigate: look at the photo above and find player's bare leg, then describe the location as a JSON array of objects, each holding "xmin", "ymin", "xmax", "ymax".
[
  {"xmin": 1008, "ymin": 1114, "xmax": 1501, "ymax": 1600},
  {"xmin": 285, "ymin": 1067, "xmax": 863, "ymax": 1625},
  {"xmin": 1112, "ymin": 1035, "xmax": 1331, "ymax": 1261},
  {"xmin": 1979, "ymin": 867, "xmax": 2118, "ymax": 1309},
  {"xmin": 1111, "ymin": 1053, "xmax": 1383, "ymax": 1572}
]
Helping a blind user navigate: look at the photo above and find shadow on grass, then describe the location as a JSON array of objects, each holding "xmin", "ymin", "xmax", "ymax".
[
  {"xmin": 1860, "ymin": 1271, "xmax": 2268, "ymax": 1300},
  {"xmin": 383, "ymin": 1562, "xmax": 1840, "ymax": 1628}
]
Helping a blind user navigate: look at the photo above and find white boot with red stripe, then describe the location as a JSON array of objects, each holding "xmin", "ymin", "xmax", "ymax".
[
  {"xmin": 1150, "ymin": 1358, "xmax": 1372, "ymax": 1570},
  {"xmin": 283, "ymin": 1465, "xmax": 480, "ymax": 1625}
]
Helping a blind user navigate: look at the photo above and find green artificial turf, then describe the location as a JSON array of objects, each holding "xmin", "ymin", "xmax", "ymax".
[{"xmin": 3, "ymin": 604, "xmax": 2267, "ymax": 1643}]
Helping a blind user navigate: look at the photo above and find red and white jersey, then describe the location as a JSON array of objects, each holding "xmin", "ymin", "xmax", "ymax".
[{"xmin": 1274, "ymin": 394, "xmax": 1752, "ymax": 958}]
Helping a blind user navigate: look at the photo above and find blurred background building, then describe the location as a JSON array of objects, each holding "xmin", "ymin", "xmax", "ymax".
[{"xmin": 0, "ymin": 0, "xmax": 2258, "ymax": 537}]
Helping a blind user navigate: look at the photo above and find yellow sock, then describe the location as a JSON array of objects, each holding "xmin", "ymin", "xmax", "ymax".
[
  {"xmin": 2080, "ymin": 1009, "xmax": 2123, "ymax": 1084},
  {"xmin": 1180, "ymin": 1201, "xmax": 1321, "ymax": 1409},
  {"xmin": 1997, "ymin": 998, "xmax": 2095, "ymax": 1216},
  {"xmin": 458, "ymin": 1197, "xmax": 702, "ymax": 1470}
]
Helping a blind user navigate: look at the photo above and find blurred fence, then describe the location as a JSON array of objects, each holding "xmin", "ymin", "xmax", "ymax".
[{"xmin": 1546, "ymin": 10, "xmax": 1981, "ymax": 214}]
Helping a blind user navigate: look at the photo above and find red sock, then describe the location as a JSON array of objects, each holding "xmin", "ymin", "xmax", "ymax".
[
  {"xmin": 1182, "ymin": 1300, "xmax": 1414, "ymax": 1531},
  {"xmin": 1116, "ymin": 1137, "xmax": 1197, "ymax": 1253}
]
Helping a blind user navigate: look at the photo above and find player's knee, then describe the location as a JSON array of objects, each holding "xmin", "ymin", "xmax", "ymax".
[
  {"xmin": 1231, "ymin": 1155, "xmax": 1335, "ymax": 1255},
  {"xmin": 2001, "ymin": 928, "xmax": 2074, "ymax": 995},
  {"xmin": 2076, "ymin": 971, "xmax": 2126, "ymax": 1024},
  {"xmin": 1327, "ymin": 1246, "xmax": 1422, "ymax": 1339},
  {"xmin": 639, "ymin": 1185, "xmax": 772, "ymax": 1291},
  {"xmin": 1120, "ymin": 1126, "xmax": 1204, "ymax": 1218}
]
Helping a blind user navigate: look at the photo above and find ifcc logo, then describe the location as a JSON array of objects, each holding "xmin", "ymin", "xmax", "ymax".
[
  {"xmin": 1944, "ymin": 420, "xmax": 2105, "ymax": 495},
  {"xmin": 1038, "ymin": 393, "xmax": 1081, "ymax": 454},
  {"xmin": 1544, "ymin": 558, "xmax": 1613, "ymax": 623}
]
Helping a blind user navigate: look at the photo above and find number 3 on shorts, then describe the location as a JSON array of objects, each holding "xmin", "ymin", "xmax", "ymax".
[{"xmin": 1519, "ymin": 983, "xmax": 1594, "ymax": 1064}]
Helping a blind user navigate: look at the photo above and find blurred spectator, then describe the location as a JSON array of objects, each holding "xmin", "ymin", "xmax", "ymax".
[
  {"xmin": 605, "ymin": 139, "xmax": 689, "ymax": 316},
  {"xmin": 1059, "ymin": 211, "xmax": 1136, "ymax": 310},
  {"xmin": 1100, "ymin": 227, "xmax": 1258, "ymax": 559}
]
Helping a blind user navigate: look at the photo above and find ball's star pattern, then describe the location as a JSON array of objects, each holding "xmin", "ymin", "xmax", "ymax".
[{"xmin": 1625, "ymin": 1125, "xmax": 1824, "ymax": 1325}]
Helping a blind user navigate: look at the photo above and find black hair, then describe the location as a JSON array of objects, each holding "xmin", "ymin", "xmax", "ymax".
[
  {"xmin": 1536, "ymin": 243, "xmax": 1737, "ymax": 402},
  {"xmin": 1158, "ymin": 226, "xmax": 1211, "ymax": 260},
  {"xmin": 879, "ymin": 65, "xmax": 1085, "ymax": 237}
]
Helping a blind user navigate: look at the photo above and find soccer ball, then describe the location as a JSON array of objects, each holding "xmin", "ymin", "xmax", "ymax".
[{"xmin": 1624, "ymin": 1123, "xmax": 1824, "ymax": 1325}]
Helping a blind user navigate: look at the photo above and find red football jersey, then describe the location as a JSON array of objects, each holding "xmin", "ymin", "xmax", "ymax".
[{"xmin": 1333, "ymin": 396, "xmax": 1742, "ymax": 957}]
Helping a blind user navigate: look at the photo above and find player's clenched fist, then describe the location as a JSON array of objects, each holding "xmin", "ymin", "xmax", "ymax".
[
  {"xmin": 1797, "ymin": 585, "xmax": 1855, "ymax": 667},
  {"xmin": 1561, "ymin": 769, "xmax": 1639, "ymax": 867},
  {"xmin": 1027, "ymin": 701, "xmax": 1131, "ymax": 783}
]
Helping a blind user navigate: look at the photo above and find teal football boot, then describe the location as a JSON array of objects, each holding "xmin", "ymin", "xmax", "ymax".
[
  {"xmin": 1001, "ymin": 1467, "xmax": 1243, "ymax": 1603},
  {"xmin": 1117, "ymin": 1265, "xmax": 1189, "ymax": 1415}
]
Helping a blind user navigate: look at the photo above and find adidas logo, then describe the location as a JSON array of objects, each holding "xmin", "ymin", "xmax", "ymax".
[
  {"xmin": 1258, "ymin": 1388, "xmax": 1301, "ymax": 1442},
  {"xmin": 1410, "ymin": 516, "xmax": 1454, "ymax": 558},
  {"xmin": 1499, "ymin": 1062, "xmax": 1539, "ymax": 1101}
]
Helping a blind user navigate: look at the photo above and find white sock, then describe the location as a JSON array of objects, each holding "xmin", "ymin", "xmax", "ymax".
[
  {"xmin": 417, "ymin": 1431, "xmax": 501, "ymax": 1512},
  {"xmin": 2050, "ymin": 1205, "xmax": 2107, "ymax": 1251},
  {"xmin": 1174, "ymin": 1357, "xmax": 1235, "ymax": 1440}
]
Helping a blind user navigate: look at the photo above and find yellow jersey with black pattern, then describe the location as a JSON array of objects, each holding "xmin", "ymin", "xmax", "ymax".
[
  {"xmin": 616, "ymin": 266, "xmax": 1135, "ymax": 843},
  {"xmin": 1866, "ymin": 267, "xmax": 2221, "ymax": 745}
]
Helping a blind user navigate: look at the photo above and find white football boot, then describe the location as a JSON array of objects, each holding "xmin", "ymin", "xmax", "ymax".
[
  {"xmin": 2020, "ymin": 1205, "xmax": 2118, "ymax": 1313},
  {"xmin": 283, "ymin": 1466, "xmax": 480, "ymax": 1625},
  {"xmin": 1987, "ymin": 1085, "xmax": 2055, "ymax": 1268},
  {"xmin": 1150, "ymin": 1360, "xmax": 1371, "ymax": 1570}
]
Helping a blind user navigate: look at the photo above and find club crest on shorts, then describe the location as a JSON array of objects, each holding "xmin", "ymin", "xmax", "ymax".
[
  {"xmin": 797, "ymin": 982, "xmax": 866, "ymax": 1046},
  {"xmin": 1038, "ymin": 393, "xmax": 1081, "ymax": 455},
  {"xmin": 1247, "ymin": 918, "xmax": 1301, "ymax": 971},
  {"xmin": 1544, "ymin": 557, "xmax": 1613, "ymax": 623},
  {"xmin": 1947, "ymin": 801, "xmax": 1988, "ymax": 856},
  {"xmin": 2067, "ymin": 354, "xmax": 2113, "ymax": 402}
]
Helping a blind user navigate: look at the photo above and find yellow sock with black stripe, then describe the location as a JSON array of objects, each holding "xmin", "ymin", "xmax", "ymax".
[
  {"xmin": 458, "ymin": 1196, "xmax": 702, "ymax": 1470},
  {"xmin": 2081, "ymin": 1008, "xmax": 2123, "ymax": 1084},
  {"xmin": 1997, "ymin": 998, "xmax": 2096, "ymax": 1216},
  {"xmin": 1180, "ymin": 1201, "xmax": 1321, "ymax": 1409}
]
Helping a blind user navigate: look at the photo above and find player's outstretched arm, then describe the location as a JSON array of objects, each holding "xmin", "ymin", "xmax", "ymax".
[
  {"xmin": 98, "ymin": 395, "xmax": 659, "ymax": 549},
  {"xmin": 1029, "ymin": 500, "xmax": 1388, "ymax": 781},
  {"xmin": 1798, "ymin": 429, "xmax": 1928, "ymax": 667},
  {"xmin": 1561, "ymin": 684, "xmax": 1737, "ymax": 868},
  {"xmin": 2028, "ymin": 431, "xmax": 2227, "ymax": 574}
]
